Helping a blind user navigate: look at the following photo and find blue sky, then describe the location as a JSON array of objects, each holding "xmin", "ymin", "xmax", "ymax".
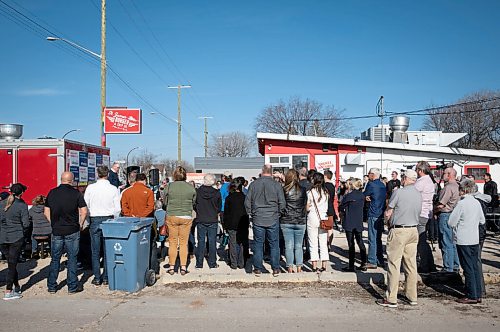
[{"xmin": 1, "ymin": 0, "xmax": 499, "ymax": 162}]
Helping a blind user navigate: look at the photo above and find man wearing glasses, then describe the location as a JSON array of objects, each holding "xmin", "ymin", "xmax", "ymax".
[{"xmin": 435, "ymin": 167, "xmax": 460, "ymax": 273}]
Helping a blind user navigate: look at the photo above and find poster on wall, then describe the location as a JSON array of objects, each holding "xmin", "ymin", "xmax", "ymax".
[
  {"xmin": 102, "ymin": 155, "xmax": 110, "ymax": 167},
  {"xmin": 66, "ymin": 149, "xmax": 109, "ymax": 185},
  {"xmin": 315, "ymin": 154, "xmax": 337, "ymax": 174},
  {"xmin": 88, "ymin": 153, "xmax": 96, "ymax": 168},
  {"xmin": 68, "ymin": 150, "xmax": 79, "ymax": 167}
]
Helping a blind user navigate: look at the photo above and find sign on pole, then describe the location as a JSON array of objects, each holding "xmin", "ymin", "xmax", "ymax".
[{"xmin": 104, "ymin": 108, "xmax": 142, "ymax": 134}]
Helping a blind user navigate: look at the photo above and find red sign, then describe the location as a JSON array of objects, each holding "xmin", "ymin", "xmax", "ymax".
[{"xmin": 104, "ymin": 108, "xmax": 142, "ymax": 134}]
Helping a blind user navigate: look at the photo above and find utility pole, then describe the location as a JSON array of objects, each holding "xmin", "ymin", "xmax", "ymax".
[
  {"xmin": 100, "ymin": 0, "xmax": 107, "ymax": 147},
  {"xmin": 376, "ymin": 96, "xmax": 385, "ymax": 172},
  {"xmin": 168, "ymin": 85, "xmax": 191, "ymax": 164},
  {"xmin": 199, "ymin": 116, "xmax": 213, "ymax": 157}
]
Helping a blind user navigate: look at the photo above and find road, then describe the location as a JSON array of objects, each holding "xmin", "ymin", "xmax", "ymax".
[{"xmin": 1, "ymin": 282, "xmax": 499, "ymax": 331}]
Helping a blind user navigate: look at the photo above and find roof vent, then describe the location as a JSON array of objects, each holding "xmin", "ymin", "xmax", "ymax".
[
  {"xmin": 389, "ymin": 116, "xmax": 409, "ymax": 143},
  {"xmin": 0, "ymin": 124, "xmax": 23, "ymax": 140}
]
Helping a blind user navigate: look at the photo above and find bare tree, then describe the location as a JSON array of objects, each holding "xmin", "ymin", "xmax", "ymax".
[
  {"xmin": 209, "ymin": 131, "xmax": 254, "ymax": 157},
  {"xmin": 254, "ymin": 96, "xmax": 351, "ymax": 137},
  {"xmin": 157, "ymin": 158, "xmax": 194, "ymax": 176},
  {"xmin": 423, "ymin": 91, "xmax": 500, "ymax": 149},
  {"xmin": 130, "ymin": 150, "xmax": 156, "ymax": 172}
]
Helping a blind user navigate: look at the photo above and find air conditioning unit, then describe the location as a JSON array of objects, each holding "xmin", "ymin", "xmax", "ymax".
[{"xmin": 344, "ymin": 154, "xmax": 364, "ymax": 165}]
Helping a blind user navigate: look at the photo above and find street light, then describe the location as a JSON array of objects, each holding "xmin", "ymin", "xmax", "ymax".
[
  {"xmin": 126, "ymin": 146, "xmax": 140, "ymax": 172},
  {"xmin": 47, "ymin": 32, "xmax": 107, "ymax": 147},
  {"xmin": 61, "ymin": 129, "xmax": 81, "ymax": 139},
  {"xmin": 150, "ymin": 112, "xmax": 178, "ymax": 124}
]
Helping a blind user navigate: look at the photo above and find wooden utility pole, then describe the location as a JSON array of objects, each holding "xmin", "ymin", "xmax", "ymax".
[
  {"xmin": 100, "ymin": 0, "xmax": 107, "ymax": 147},
  {"xmin": 168, "ymin": 85, "xmax": 191, "ymax": 164},
  {"xmin": 199, "ymin": 116, "xmax": 213, "ymax": 157}
]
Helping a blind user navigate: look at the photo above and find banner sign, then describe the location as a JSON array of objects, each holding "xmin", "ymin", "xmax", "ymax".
[{"xmin": 104, "ymin": 108, "xmax": 142, "ymax": 134}]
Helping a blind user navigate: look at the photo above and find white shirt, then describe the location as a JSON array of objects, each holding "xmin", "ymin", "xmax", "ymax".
[
  {"xmin": 307, "ymin": 188, "xmax": 329, "ymax": 228},
  {"xmin": 84, "ymin": 179, "xmax": 121, "ymax": 218}
]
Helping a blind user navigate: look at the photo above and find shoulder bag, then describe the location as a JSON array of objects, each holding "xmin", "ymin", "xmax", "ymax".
[
  {"xmin": 312, "ymin": 190, "xmax": 333, "ymax": 231},
  {"xmin": 159, "ymin": 184, "xmax": 170, "ymax": 237}
]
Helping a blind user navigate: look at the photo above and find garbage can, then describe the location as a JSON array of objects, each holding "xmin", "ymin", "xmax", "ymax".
[{"xmin": 101, "ymin": 217, "xmax": 155, "ymax": 292}]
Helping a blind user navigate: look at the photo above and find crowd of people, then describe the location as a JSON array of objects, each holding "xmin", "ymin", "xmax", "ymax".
[{"xmin": 0, "ymin": 161, "xmax": 498, "ymax": 307}]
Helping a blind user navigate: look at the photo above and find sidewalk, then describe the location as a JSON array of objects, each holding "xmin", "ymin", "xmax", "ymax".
[{"xmin": 160, "ymin": 229, "xmax": 500, "ymax": 284}]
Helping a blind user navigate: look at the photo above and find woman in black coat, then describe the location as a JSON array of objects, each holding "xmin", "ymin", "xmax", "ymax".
[
  {"xmin": 223, "ymin": 177, "xmax": 249, "ymax": 269},
  {"xmin": 0, "ymin": 183, "xmax": 29, "ymax": 300},
  {"xmin": 339, "ymin": 178, "xmax": 367, "ymax": 272}
]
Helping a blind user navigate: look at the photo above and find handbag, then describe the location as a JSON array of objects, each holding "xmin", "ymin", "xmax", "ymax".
[
  {"xmin": 159, "ymin": 223, "xmax": 169, "ymax": 237},
  {"xmin": 159, "ymin": 184, "xmax": 170, "ymax": 237},
  {"xmin": 312, "ymin": 191, "xmax": 333, "ymax": 231},
  {"xmin": 220, "ymin": 232, "xmax": 229, "ymax": 247}
]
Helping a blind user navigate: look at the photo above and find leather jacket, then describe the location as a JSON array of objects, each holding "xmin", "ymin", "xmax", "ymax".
[{"xmin": 280, "ymin": 186, "xmax": 307, "ymax": 225}]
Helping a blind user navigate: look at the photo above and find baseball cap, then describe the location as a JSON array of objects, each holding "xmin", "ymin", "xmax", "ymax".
[
  {"xmin": 223, "ymin": 171, "xmax": 233, "ymax": 177},
  {"xmin": 10, "ymin": 183, "xmax": 27, "ymax": 196},
  {"xmin": 0, "ymin": 192, "xmax": 9, "ymax": 200},
  {"xmin": 405, "ymin": 169, "xmax": 418, "ymax": 181}
]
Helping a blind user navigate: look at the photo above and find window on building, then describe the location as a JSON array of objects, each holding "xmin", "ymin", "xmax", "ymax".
[
  {"xmin": 269, "ymin": 156, "xmax": 279, "ymax": 163},
  {"xmin": 279, "ymin": 156, "xmax": 289, "ymax": 163},
  {"xmin": 464, "ymin": 165, "xmax": 489, "ymax": 183},
  {"xmin": 292, "ymin": 155, "xmax": 308, "ymax": 169}
]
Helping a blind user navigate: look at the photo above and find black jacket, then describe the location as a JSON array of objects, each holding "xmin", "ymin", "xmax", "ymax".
[
  {"xmin": 223, "ymin": 191, "xmax": 249, "ymax": 230},
  {"xmin": 108, "ymin": 170, "xmax": 120, "ymax": 188},
  {"xmin": 244, "ymin": 176, "xmax": 286, "ymax": 227},
  {"xmin": 339, "ymin": 190, "xmax": 365, "ymax": 232},
  {"xmin": 484, "ymin": 180, "xmax": 499, "ymax": 208},
  {"xmin": 280, "ymin": 186, "xmax": 307, "ymax": 225},
  {"xmin": 195, "ymin": 185, "xmax": 222, "ymax": 223}
]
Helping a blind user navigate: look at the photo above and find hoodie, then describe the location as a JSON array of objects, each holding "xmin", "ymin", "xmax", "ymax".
[
  {"xmin": 29, "ymin": 204, "xmax": 52, "ymax": 235},
  {"xmin": 195, "ymin": 185, "xmax": 222, "ymax": 223}
]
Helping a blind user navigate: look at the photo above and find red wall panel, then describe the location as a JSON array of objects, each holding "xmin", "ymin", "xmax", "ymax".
[
  {"xmin": 17, "ymin": 148, "xmax": 58, "ymax": 204},
  {"xmin": 0, "ymin": 149, "xmax": 14, "ymax": 191}
]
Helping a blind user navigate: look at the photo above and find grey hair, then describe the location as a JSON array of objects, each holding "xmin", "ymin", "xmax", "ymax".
[
  {"xmin": 155, "ymin": 200, "xmax": 163, "ymax": 210},
  {"xmin": 369, "ymin": 168, "xmax": 380, "ymax": 178},
  {"xmin": 203, "ymin": 173, "xmax": 216, "ymax": 186},
  {"xmin": 459, "ymin": 178, "xmax": 476, "ymax": 194},
  {"xmin": 416, "ymin": 161, "xmax": 431, "ymax": 175}
]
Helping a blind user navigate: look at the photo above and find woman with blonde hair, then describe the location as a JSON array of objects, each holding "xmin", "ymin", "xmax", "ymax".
[
  {"xmin": 0, "ymin": 183, "xmax": 29, "ymax": 300},
  {"xmin": 339, "ymin": 178, "xmax": 367, "ymax": 272},
  {"xmin": 164, "ymin": 166, "xmax": 197, "ymax": 275},
  {"xmin": 307, "ymin": 172, "xmax": 330, "ymax": 272}
]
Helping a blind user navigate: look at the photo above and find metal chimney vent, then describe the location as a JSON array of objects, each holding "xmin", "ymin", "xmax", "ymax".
[{"xmin": 0, "ymin": 124, "xmax": 23, "ymax": 140}]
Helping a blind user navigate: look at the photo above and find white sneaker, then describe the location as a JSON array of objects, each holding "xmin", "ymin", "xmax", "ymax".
[{"xmin": 3, "ymin": 291, "xmax": 22, "ymax": 301}]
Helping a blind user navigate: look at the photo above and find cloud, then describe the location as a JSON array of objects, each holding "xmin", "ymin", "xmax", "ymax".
[{"xmin": 16, "ymin": 88, "xmax": 69, "ymax": 96}]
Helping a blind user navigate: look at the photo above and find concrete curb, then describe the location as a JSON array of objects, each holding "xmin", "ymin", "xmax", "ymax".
[{"xmin": 161, "ymin": 271, "xmax": 500, "ymax": 285}]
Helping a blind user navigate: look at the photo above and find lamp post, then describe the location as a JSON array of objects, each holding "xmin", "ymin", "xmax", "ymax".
[
  {"xmin": 61, "ymin": 129, "xmax": 81, "ymax": 139},
  {"xmin": 167, "ymin": 85, "xmax": 191, "ymax": 165},
  {"xmin": 126, "ymin": 146, "xmax": 140, "ymax": 172},
  {"xmin": 46, "ymin": 2, "xmax": 107, "ymax": 147}
]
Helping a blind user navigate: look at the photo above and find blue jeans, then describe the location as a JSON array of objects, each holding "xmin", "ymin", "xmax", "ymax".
[
  {"xmin": 457, "ymin": 244, "xmax": 481, "ymax": 300},
  {"xmin": 90, "ymin": 216, "xmax": 111, "ymax": 281},
  {"xmin": 253, "ymin": 222, "xmax": 280, "ymax": 271},
  {"xmin": 196, "ymin": 223, "xmax": 218, "ymax": 267},
  {"xmin": 438, "ymin": 212, "xmax": 460, "ymax": 272},
  {"xmin": 280, "ymin": 224, "xmax": 306, "ymax": 267},
  {"xmin": 367, "ymin": 216, "xmax": 384, "ymax": 265},
  {"xmin": 48, "ymin": 231, "xmax": 80, "ymax": 292}
]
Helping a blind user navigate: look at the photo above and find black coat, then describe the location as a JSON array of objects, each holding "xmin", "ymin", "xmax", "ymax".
[
  {"xmin": 0, "ymin": 198, "xmax": 30, "ymax": 244},
  {"xmin": 223, "ymin": 192, "xmax": 249, "ymax": 231},
  {"xmin": 280, "ymin": 186, "xmax": 307, "ymax": 225},
  {"xmin": 339, "ymin": 190, "xmax": 365, "ymax": 232},
  {"xmin": 195, "ymin": 185, "xmax": 222, "ymax": 223}
]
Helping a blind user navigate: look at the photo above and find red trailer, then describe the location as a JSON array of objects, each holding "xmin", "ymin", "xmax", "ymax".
[{"xmin": 0, "ymin": 138, "xmax": 110, "ymax": 204}]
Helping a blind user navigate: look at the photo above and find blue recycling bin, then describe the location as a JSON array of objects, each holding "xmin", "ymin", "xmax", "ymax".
[{"xmin": 101, "ymin": 217, "xmax": 154, "ymax": 292}]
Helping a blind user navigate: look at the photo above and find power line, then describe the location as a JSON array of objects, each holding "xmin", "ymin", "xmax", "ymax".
[{"xmin": 292, "ymin": 97, "xmax": 500, "ymax": 122}]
